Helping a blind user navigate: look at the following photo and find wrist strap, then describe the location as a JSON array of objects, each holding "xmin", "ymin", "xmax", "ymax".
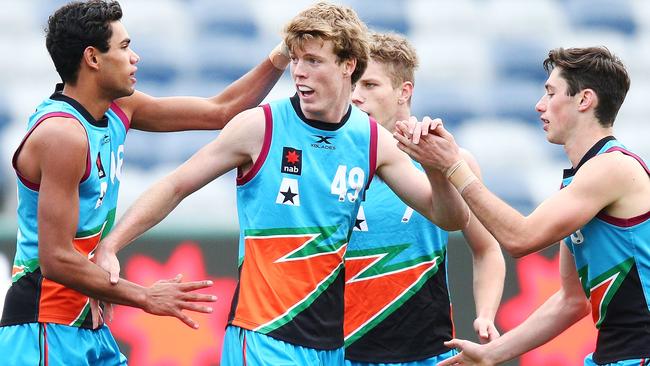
[{"xmin": 446, "ymin": 159, "xmax": 478, "ymax": 194}]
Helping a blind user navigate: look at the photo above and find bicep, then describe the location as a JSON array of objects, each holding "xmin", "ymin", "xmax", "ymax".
[{"xmin": 36, "ymin": 130, "xmax": 87, "ymax": 267}]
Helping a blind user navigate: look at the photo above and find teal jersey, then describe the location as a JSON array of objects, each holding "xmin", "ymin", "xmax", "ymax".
[
  {"xmin": 229, "ymin": 95, "xmax": 378, "ymax": 350},
  {"xmin": 563, "ymin": 136, "xmax": 650, "ymax": 363},
  {"xmin": 344, "ymin": 162, "xmax": 452, "ymax": 363},
  {"xmin": 1, "ymin": 85, "xmax": 128, "ymax": 329}
]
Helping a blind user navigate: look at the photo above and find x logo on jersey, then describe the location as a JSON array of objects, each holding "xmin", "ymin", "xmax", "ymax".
[{"xmin": 314, "ymin": 135, "xmax": 333, "ymax": 144}]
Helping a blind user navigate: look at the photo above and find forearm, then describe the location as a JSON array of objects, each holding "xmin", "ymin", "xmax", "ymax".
[
  {"xmin": 471, "ymin": 245, "xmax": 504, "ymax": 320},
  {"xmin": 210, "ymin": 58, "xmax": 285, "ymax": 124},
  {"xmin": 482, "ymin": 289, "xmax": 590, "ymax": 363},
  {"xmin": 103, "ymin": 178, "xmax": 183, "ymax": 252},
  {"xmin": 459, "ymin": 179, "xmax": 534, "ymax": 257},
  {"xmin": 42, "ymin": 249, "xmax": 147, "ymax": 308},
  {"xmin": 424, "ymin": 167, "xmax": 469, "ymax": 231}
]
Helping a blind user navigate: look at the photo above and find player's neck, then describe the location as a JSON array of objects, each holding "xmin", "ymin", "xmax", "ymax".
[
  {"xmin": 564, "ymin": 121, "xmax": 614, "ymax": 167},
  {"xmin": 61, "ymin": 80, "xmax": 112, "ymax": 121},
  {"xmin": 384, "ymin": 107, "xmax": 410, "ymax": 133}
]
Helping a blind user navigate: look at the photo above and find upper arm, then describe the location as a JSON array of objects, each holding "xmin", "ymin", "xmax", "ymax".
[
  {"xmin": 375, "ymin": 126, "xmax": 435, "ymax": 218},
  {"xmin": 163, "ymin": 107, "xmax": 265, "ymax": 197},
  {"xmin": 32, "ymin": 120, "xmax": 88, "ymax": 273},
  {"xmin": 523, "ymin": 154, "xmax": 628, "ymax": 250}
]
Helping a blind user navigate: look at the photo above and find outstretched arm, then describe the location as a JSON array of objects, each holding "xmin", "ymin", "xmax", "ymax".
[
  {"xmin": 438, "ymin": 244, "xmax": 591, "ymax": 366},
  {"xmin": 376, "ymin": 120, "xmax": 469, "ymax": 231},
  {"xmin": 118, "ymin": 43, "xmax": 289, "ymax": 131},
  {"xmin": 96, "ymin": 108, "xmax": 265, "ymax": 281},
  {"xmin": 395, "ymin": 122, "xmax": 635, "ymax": 257},
  {"xmin": 26, "ymin": 118, "xmax": 214, "ymax": 329},
  {"xmin": 460, "ymin": 150, "xmax": 505, "ymax": 343}
]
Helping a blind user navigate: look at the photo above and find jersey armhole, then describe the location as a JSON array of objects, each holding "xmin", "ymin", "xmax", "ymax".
[
  {"xmin": 365, "ymin": 117, "xmax": 378, "ymax": 191},
  {"xmin": 110, "ymin": 101, "xmax": 130, "ymax": 132},
  {"xmin": 12, "ymin": 112, "xmax": 92, "ymax": 190},
  {"xmin": 237, "ymin": 104, "xmax": 273, "ymax": 185}
]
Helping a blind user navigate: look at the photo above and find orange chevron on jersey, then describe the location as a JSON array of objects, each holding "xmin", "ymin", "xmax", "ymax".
[
  {"xmin": 232, "ymin": 228, "xmax": 346, "ymax": 333},
  {"xmin": 344, "ymin": 253, "xmax": 439, "ymax": 345},
  {"xmin": 38, "ymin": 224, "xmax": 105, "ymax": 326}
]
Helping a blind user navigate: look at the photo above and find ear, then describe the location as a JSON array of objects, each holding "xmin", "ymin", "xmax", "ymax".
[
  {"xmin": 398, "ymin": 81, "xmax": 414, "ymax": 105},
  {"xmin": 343, "ymin": 58, "xmax": 357, "ymax": 77},
  {"xmin": 577, "ymin": 88, "xmax": 597, "ymax": 112},
  {"xmin": 82, "ymin": 46, "xmax": 100, "ymax": 71}
]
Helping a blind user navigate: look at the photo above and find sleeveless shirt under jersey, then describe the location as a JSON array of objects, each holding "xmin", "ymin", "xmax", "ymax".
[
  {"xmin": 563, "ymin": 136, "xmax": 650, "ymax": 364},
  {"xmin": 1, "ymin": 84, "xmax": 128, "ymax": 329},
  {"xmin": 344, "ymin": 161, "xmax": 452, "ymax": 363},
  {"xmin": 229, "ymin": 95, "xmax": 378, "ymax": 350}
]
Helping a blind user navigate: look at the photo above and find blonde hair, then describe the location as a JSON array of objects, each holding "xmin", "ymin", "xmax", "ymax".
[
  {"xmin": 368, "ymin": 32, "xmax": 419, "ymax": 88},
  {"xmin": 283, "ymin": 2, "xmax": 369, "ymax": 84}
]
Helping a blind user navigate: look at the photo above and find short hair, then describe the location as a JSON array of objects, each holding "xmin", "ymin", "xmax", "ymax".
[
  {"xmin": 46, "ymin": 0, "xmax": 123, "ymax": 84},
  {"xmin": 368, "ymin": 32, "xmax": 419, "ymax": 89},
  {"xmin": 283, "ymin": 1, "xmax": 369, "ymax": 84},
  {"xmin": 543, "ymin": 47, "xmax": 630, "ymax": 127}
]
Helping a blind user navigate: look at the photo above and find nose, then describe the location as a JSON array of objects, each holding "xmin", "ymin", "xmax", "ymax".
[
  {"xmin": 131, "ymin": 50, "xmax": 140, "ymax": 65},
  {"xmin": 351, "ymin": 85, "xmax": 364, "ymax": 106},
  {"xmin": 291, "ymin": 59, "xmax": 307, "ymax": 79},
  {"xmin": 535, "ymin": 95, "xmax": 546, "ymax": 113}
]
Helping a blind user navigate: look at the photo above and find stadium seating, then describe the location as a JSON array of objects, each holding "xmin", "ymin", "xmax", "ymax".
[{"xmin": 1, "ymin": 0, "xmax": 649, "ymax": 223}]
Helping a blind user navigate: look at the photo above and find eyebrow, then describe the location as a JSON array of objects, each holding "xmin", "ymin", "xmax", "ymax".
[{"xmin": 121, "ymin": 38, "xmax": 131, "ymax": 46}]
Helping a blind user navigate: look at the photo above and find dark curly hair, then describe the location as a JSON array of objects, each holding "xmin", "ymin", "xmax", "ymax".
[
  {"xmin": 544, "ymin": 47, "xmax": 630, "ymax": 127},
  {"xmin": 46, "ymin": 0, "xmax": 123, "ymax": 84}
]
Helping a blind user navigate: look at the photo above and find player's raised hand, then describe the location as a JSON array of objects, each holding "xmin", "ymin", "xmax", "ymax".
[
  {"xmin": 394, "ymin": 119, "xmax": 461, "ymax": 173},
  {"xmin": 142, "ymin": 274, "xmax": 217, "ymax": 329},
  {"xmin": 436, "ymin": 339, "xmax": 495, "ymax": 366}
]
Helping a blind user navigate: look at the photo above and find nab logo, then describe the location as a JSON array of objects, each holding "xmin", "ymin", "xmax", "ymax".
[
  {"xmin": 281, "ymin": 147, "xmax": 302, "ymax": 175},
  {"xmin": 312, "ymin": 135, "xmax": 336, "ymax": 150}
]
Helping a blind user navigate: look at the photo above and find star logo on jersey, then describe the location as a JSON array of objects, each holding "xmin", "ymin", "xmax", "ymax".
[
  {"xmin": 276, "ymin": 178, "xmax": 300, "ymax": 206},
  {"xmin": 344, "ymin": 244, "xmax": 442, "ymax": 346},
  {"xmin": 281, "ymin": 147, "xmax": 302, "ymax": 175},
  {"xmin": 312, "ymin": 135, "xmax": 336, "ymax": 150},
  {"xmin": 353, "ymin": 206, "xmax": 367, "ymax": 231}
]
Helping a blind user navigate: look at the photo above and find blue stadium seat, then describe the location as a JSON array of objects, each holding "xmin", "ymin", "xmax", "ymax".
[
  {"xmin": 195, "ymin": 36, "xmax": 268, "ymax": 84},
  {"xmin": 491, "ymin": 39, "xmax": 550, "ymax": 83},
  {"xmin": 190, "ymin": 0, "xmax": 258, "ymax": 39},
  {"xmin": 348, "ymin": 0, "xmax": 409, "ymax": 34},
  {"xmin": 564, "ymin": 0, "xmax": 637, "ymax": 36},
  {"xmin": 489, "ymin": 80, "xmax": 543, "ymax": 125}
]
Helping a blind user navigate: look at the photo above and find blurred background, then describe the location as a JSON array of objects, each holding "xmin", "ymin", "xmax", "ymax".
[{"xmin": 1, "ymin": 0, "xmax": 649, "ymax": 365}]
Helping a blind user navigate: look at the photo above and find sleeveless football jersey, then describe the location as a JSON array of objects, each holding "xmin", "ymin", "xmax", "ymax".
[
  {"xmin": 229, "ymin": 95, "xmax": 378, "ymax": 349},
  {"xmin": 563, "ymin": 136, "xmax": 650, "ymax": 363},
  {"xmin": 1, "ymin": 84, "xmax": 128, "ymax": 329},
  {"xmin": 344, "ymin": 161, "xmax": 452, "ymax": 363}
]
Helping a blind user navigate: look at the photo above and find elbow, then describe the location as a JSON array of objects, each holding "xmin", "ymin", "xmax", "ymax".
[
  {"xmin": 39, "ymin": 253, "xmax": 67, "ymax": 283},
  {"xmin": 502, "ymin": 239, "xmax": 534, "ymax": 258},
  {"xmin": 435, "ymin": 208, "xmax": 470, "ymax": 232},
  {"xmin": 564, "ymin": 290, "xmax": 592, "ymax": 320}
]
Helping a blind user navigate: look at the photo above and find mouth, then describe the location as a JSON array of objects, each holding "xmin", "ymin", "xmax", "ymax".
[
  {"xmin": 297, "ymin": 85, "xmax": 315, "ymax": 98},
  {"xmin": 541, "ymin": 117, "xmax": 549, "ymax": 130}
]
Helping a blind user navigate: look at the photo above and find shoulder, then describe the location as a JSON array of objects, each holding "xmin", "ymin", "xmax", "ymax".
[
  {"xmin": 112, "ymin": 90, "xmax": 149, "ymax": 121},
  {"xmin": 30, "ymin": 116, "xmax": 87, "ymax": 151}
]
